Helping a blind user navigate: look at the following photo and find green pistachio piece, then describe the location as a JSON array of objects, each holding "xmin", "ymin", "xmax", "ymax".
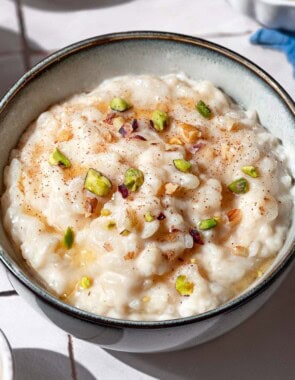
[
  {"xmin": 175, "ymin": 275, "xmax": 194, "ymax": 296},
  {"xmin": 124, "ymin": 168, "xmax": 144, "ymax": 192},
  {"xmin": 120, "ymin": 229, "xmax": 130, "ymax": 236},
  {"xmin": 241, "ymin": 166, "xmax": 259, "ymax": 178},
  {"xmin": 80, "ymin": 276, "xmax": 91, "ymax": 289},
  {"xmin": 228, "ymin": 178, "xmax": 249, "ymax": 194},
  {"xmin": 144, "ymin": 211, "xmax": 154, "ymax": 222},
  {"xmin": 196, "ymin": 100, "xmax": 211, "ymax": 119},
  {"xmin": 152, "ymin": 110, "xmax": 168, "ymax": 132},
  {"xmin": 100, "ymin": 208, "xmax": 111, "ymax": 216},
  {"xmin": 173, "ymin": 159, "xmax": 192, "ymax": 173},
  {"xmin": 63, "ymin": 227, "xmax": 74, "ymax": 249},
  {"xmin": 49, "ymin": 148, "xmax": 71, "ymax": 168},
  {"xmin": 110, "ymin": 97, "xmax": 131, "ymax": 112},
  {"xmin": 199, "ymin": 218, "xmax": 218, "ymax": 230},
  {"xmin": 106, "ymin": 220, "xmax": 116, "ymax": 230},
  {"xmin": 84, "ymin": 168, "xmax": 112, "ymax": 197}
]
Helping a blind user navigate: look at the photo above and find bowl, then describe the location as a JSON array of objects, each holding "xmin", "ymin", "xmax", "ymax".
[
  {"xmin": 228, "ymin": 0, "xmax": 295, "ymax": 31},
  {"xmin": 0, "ymin": 329, "xmax": 14, "ymax": 380},
  {"xmin": 0, "ymin": 31, "xmax": 294, "ymax": 353}
]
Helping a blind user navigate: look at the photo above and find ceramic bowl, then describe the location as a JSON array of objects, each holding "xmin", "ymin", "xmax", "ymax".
[
  {"xmin": 0, "ymin": 329, "xmax": 14, "ymax": 380},
  {"xmin": 0, "ymin": 32, "xmax": 294, "ymax": 353}
]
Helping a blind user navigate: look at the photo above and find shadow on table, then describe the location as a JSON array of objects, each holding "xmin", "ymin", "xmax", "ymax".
[
  {"xmin": 0, "ymin": 27, "xmax": 45, "ymax": 98},
  {"xmin": 13, "ymin": 348, "xmax": 96, "ymax": 380},
  {"xmin": 14, "ymin": 0, "xmax": 135, "ymax": 11},
  {"xmin": 106, "ymin": 266, "xmax": 295, "ymax": 380},
  {"xmin": 0, "ymin": 28, "xmax": 22, "ymax": 53}
]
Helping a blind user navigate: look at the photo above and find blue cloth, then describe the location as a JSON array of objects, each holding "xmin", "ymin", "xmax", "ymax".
[{"xmin": 250, "ymin": 29, "xmax": 295, "ymax": 75}]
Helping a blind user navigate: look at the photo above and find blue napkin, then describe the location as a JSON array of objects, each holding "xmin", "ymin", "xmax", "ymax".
[{"xmin": 250, "ymin": 29, "xmax": 295, "ymax": 75}]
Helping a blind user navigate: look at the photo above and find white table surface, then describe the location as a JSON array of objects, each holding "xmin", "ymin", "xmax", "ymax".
[{"xmin": 0, "ymin": 1, "xmax": 294, "ymax": 379}]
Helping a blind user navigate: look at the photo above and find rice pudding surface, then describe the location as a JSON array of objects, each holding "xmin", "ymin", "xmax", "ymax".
[{"xmin": 2, "ymin": 73, "xmax": 293, "ymax": 320}]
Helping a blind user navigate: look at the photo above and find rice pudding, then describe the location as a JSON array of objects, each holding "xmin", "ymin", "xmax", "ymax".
[{"xmin": 1, "ymin": 73, "xmax": 293, "ymax": 320}]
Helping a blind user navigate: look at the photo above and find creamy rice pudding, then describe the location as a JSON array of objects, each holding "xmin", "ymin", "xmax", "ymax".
[{"xmin": 1, "ymin": 73, "xmax": 293, "ymax": 320}]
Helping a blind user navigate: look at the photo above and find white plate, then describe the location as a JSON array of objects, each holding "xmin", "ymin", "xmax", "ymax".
[
  {"xmin": 0, "ymin": 329, "xmax": 13, "ymax": 380},
  {"xmin": 228, "ymin": 0, "xmax": 295, "ymax": 31}
]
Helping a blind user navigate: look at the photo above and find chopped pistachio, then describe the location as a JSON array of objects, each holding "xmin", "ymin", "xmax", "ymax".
[
  {"xmin": 63, "ymin": 227, "xmax": 74, "ymax": 249},
  {"xmin": 228, "ymin": 178, "xmax": 249, "ymax": 194},
  {"xmin": 110, "ymin": 97, "xmax": 130, "ymax": 112},
  {"xmin": 199, "ymin": 218, "xmax": 218, "ymax": 230},
  {"xmin": 84, "ymin": 168, "xmax": 112, "ymax": 197},
  {"xmin": 120, "ymin": 229, "xmax": 130, "ymax": 236},
  {"xmin": 151, "ymin": 110, "xmax": 168, "ymax": 132},
  {"xmin": 241, "ymin": 165, "xmax": 260, "ymax": 178},
  {"xmin": 213, "ymin": 215, "xmax": 221, "ymax": 223},
  {"xmin": 49, "ymin": 148, "xmax": 71, "ymax": 168},
  {"xmin": 100, "ymin": 208, "xmax": 111, "ymax": 216},
  {"xmin": 175, "ymin": 275, "xmax": 194, "ymax": 296},
  {"xmin": 190, "ymin": 258, "xmax": 196, "ymax": 264},
  {"xmin": 257, "ymin": 270, "xmax": 263, "ymax": 278},
  {"xmin": 80, "ymin": 276, "xmax": 92, "ymax": 289},
  {"xmin": 124, "ymin": 168, "xmax": 144, "ymax": 192},
  {"xmin": 173, "ymin": 158, "xmax": 192, "ymax": 173},
  {"xmin": 106, "ymin": 220, "xmax": 116, "ymax": 230},
  {"xmin": 196, "ymin": 100, "xmax": 211, "ymax": 118},
  {"xmin": 144, "ymin": 211, "xmax": 154, "ymax": 222}
]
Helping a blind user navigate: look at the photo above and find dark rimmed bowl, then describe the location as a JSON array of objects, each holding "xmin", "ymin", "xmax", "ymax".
[{"xmin": 0, "ymin": 31, "xmax": 294, "ymax": 353}]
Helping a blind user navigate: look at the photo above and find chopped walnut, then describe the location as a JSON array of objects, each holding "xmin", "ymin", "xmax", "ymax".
[
  {"xmin": 179, "ymin": 122, "xmax": 201, "ymax": 144},
  {"xmin": 102, "ymin": 130, "xmax": 114, "ymax": 143},
  {"xmin": 221, "ymin": 143, "xmax": 235, "ymax": 160},
  {"xmin": 93, "ymin": 143, "xmax": 107, "ymax": 153},
  {"xmin": 124, "ymin": 251, "xmax": 136, "ymax": 260},
  {"xmin": 103, "ymin": 242, "xmax": 113, "ymax": 252},
  {"xmin": 199, "ymin": 145, "xmax": 215, "ymax": 161},
  {"xmin": 112, "ymin": 116, "xmax": 125, "ymax": 131},
  {"xmin": 168, "ymin": 137, "xmax": 183, "ymax": 145},
  {"xmin": 165, "ymin": 182, "xmax": 179, "ymax": 195},
  {"xmin": 55, "ymin": 129, "xmax": 73, "ymax": 143},
  {"xmin": 162, "ymin": 250, "xmax": 176, "ymax": 261},
  {"xmin": 103, "ymin": 112, "xmax": 116, "ymax": 125},
  {"xmin": 85, "ymin": 197, "xmax": 98, "ymax": 214},
  {"xmin": 217, "ymin": 116, "xmax": 244, "ymax": 132},
  {"xmin": 233, "ymin": 245, "xmax": 248, "ymax": 257},
  {"xmin": 126, "ymin": 208, "xmax": 140, "ymax": 229},
  {"xmin": 226, "ymin": 209, "xmax": 242, "ymax": 225},
  {"xmin": 163, "ymin": 232, "xmax": 179, "ymax": 242}
]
